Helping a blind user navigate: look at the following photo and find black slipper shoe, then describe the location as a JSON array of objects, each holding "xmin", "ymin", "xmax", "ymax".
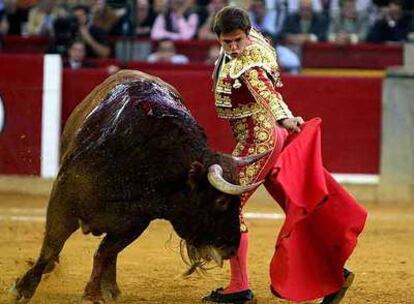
[
  {"xmin": 202, "ymin": 288, "xmax": 256, "ymax": 304},
  {"xmin": 320, "ymin": 269, "xmax": 355, "ymax": 304}
]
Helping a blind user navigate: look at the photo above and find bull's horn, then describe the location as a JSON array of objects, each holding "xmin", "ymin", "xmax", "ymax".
[
  {"xmin": 232, "ymin": 149, "xmax": 273, "ymax": 167},
  {"xmin": 207, "ymin": 164, "xmax": 263, "ymax": 195}
]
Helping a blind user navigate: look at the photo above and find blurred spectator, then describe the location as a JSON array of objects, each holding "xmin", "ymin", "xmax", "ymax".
[
  {"xmin": 373, "ymin": 0, "xmax": 413, "ymax": 11},
  {"xmin": 90, "ymin": 0, "xmax": 120, "ymax": 34},
  {"xmin": 134, "ymin": 0, "xmax": 156, "ymax": 37},
  {"xmin": 198, "ymin": 0, "xmax": 227, "ymax": 40},
  {"xmin": 0, "ymin": 0, "xmax": 7, "ymax": 49},
  {"xmin": 249, "ymin": 0, "xmax": 285, "ymax": 39},
  {"xmin": 113, "ymin": 0, "xmax": 156, "ymax": 37},
  {"xmin": 5, "ymin": 0, "xmax": 39, "ymax": 35},
  {"xmin": 151, "ymin": 0, "xmax": 199, "ymax": 40},
  {"xmin": 26, "ymin": 0, "xmax": 60, "ymax": 36},
  {"xmin": 328, "ymin": 0, "xmax": 370, "ymax": 44},
  {"xmin": 262, "ymin": 32, "xmax": 301, "ymax": 73},
  {"xmin": 147, "ymin": 38, "xmax": 189, "ymax": 63},
  {"xmin": 204, "ymin": 44, "xmax": 220, "ymax": 64},
  {"xmin": 63, "ymin": 40, "xmax": 97, "ymax": 68},
  {"xmin": 50, "ymin": 5, "xmax": 110, "ymax": 57},
  {"xmin": 64, "ymin": 39, "xmax": 120, "ymax": 74},
  {"xmin": 281, "ymin": 0, "xmax": 328, "ymax": 49},
  {"xmin": 328, "ymin": 0, "xmax": 374, "ymax": 18},
  {"xmin": 286, "ymin": 0, "xmax": 323, "ymax": 13},
  {"xmin": 367, "ymin": 0, "xmax": 412, "ymax": 42},
  {"xmin": 0, "ymin": 0, "xmax": 9, "ymax": 35},
  {"xmin": 276, "ymin": 44, "xmax": 301, "ymax": 73}
]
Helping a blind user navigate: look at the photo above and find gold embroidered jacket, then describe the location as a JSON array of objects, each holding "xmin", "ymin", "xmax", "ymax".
[{"xmin": 213, "ymin": 30, "xmax": 294, "ymax": 197}]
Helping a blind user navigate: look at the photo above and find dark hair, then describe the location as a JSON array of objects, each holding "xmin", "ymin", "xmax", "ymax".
[
  {"xmin": 212, "ymin": 6, "xmax": 251, "ymax": 37},
  {"xmin": 72, "ymin": 5, "xmax": 90, "ymax": 15}
]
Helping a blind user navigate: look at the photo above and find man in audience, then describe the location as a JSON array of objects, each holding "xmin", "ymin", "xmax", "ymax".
[
  {"xmin": 367, "ymin": 0, "xmax": 412, "ymax": 43},
  {"xmin": 147, "ymin": 38, "xmax": 189, "ymax": 63},
  {"xmin": 281, "ymin": 0, "xmax": 328, "ymax": 53},
  {"xmin": 49, "ymin": 4, "xmax": 111, "ymax": 57},
  {"xmin": 249, "ymin": 0, "xmax": 285, "ymax": 40},
  {"xmin": 328, "ymin": 0, "xmax": 370, "ymax": 44},
  {"xmin": 63, "ymin": 39, "xmax": 96, "ymax": 69}
]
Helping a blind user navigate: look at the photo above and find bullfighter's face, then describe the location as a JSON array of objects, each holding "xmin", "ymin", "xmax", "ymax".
[{"xmin": 218, "ymin": 29, "xmax": 251, "ymax": 59}]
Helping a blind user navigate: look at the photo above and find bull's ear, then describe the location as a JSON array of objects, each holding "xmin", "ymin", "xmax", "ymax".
[{"xmin": 187, "ymin": 161, "xmax": 205, "ymax": 190}]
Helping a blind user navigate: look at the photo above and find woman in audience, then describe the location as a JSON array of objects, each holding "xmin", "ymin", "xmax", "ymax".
[{"xmin": 151, "ymin": 0, "xmax": 199, "ymax": 40}]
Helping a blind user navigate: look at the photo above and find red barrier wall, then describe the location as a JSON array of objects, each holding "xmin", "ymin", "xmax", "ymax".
[
  {"xmin": 302, "ymin": 43, "xmax": 402, "ymax": 69},
  {"xmin": 62, "ymin": 65, "xmax": 381, "ymax": 174},
  {"xmin": 1, "ymin": 36, "xmax": 403, "ymax": 69},
  {"xmin": 0, "ymin": 55, "xmax": 43, "ymax": 175}
]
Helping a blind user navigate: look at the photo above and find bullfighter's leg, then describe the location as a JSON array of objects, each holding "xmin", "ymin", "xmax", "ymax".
[
  {"xmin": 82, "ymin": 221, "xmax": 150, "ymax": 304},
  {"xmin": 11, "ymin": 195, "xmax": 79, "ymax": 302}
]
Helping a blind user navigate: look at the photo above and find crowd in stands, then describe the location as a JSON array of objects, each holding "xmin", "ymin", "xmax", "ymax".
[{"xmin": 0, "ymin": 0, "xmax": 413, "ymax": 72}]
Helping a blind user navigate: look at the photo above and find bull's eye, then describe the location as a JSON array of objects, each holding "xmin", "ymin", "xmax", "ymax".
[{"xmin": 215, "ymin": 196, "xmax": 230, "ymax": 212}]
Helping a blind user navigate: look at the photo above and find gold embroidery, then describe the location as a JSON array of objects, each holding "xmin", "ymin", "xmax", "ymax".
[
  {"xmin": 216, "ymin": 102, "xmax": 262, "ymax": 119},
  {"xmin": 244, "ymin": 68, "xmax": 293, "ymax": 121},
  {"xmin": 228, "ymin": 32, "xmax": 282, "ymax": 86},
  {"xmin": 231, "ymin": 111, "xmax": 275, "ymax": 186}
]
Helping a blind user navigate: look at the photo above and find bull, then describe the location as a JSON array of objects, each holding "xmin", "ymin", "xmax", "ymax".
[{"xmin": 11, "ymin": 70, "xmax": 266, "ymax": 303}]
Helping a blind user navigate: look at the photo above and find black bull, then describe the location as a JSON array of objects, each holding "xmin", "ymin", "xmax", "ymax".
[{"xmin": 11, "ymin": 70, "xmax": 266, "ymax": 303}]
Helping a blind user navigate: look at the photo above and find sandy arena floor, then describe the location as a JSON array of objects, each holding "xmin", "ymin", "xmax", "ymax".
[{"xmin": 0, "ymin": 190, "xmax": 413, "ymax": 304}]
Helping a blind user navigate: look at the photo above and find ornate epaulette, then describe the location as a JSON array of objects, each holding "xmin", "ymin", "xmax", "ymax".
[{"xmin": 228, "ymin": 42, "xmax": 282, "ymax": 87}]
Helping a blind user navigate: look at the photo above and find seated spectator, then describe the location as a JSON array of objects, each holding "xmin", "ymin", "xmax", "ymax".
[
  {"xmin": 275, "ymin": 44, "xmax": 301, "ymax": 73},
  {"xmin": 6, "ymin": 0, "xmax": 40, "ymax": 35},
  {"xmin": 50, "ymin": 5, "xmax": 111, "ymax": 57},
  {"xmin": 90, "ymin": 0, "xmax": 120, "ymax": 34},
  {"xmin": 63, "ymin": 40, "xmax": 97, "ymax": 69},
  {"xmin": 367, "ymin": 0, "xmax": 412, "ymax": 43},
  {"xmin": 64, "ymin": 39, "xmax": 120, "ymax": 74},
  {"xmin": 287, "ymin": 0, "xmax": 323, "ymax": 13},
  {"xmin": 249, "ymin": 0, "xmax": 286, "ymax": 39},
  {"xmin": 263, "ymin": 32, "xmax": 302, "ymax": 73},
  {"xmin": 0, "ymin": 0, "xmax": 8, "ymax": 36},
  {"xmin": 134, "ymin": 0, "xmax": 156, "ymax": 37},
  {"xmin": 147, "ymin": 39, "xmax": 189, "ymax": 63},
  {"xmin": 328, "ymin": 0, "xmax": 375, "ymax": 19},
  {"xmin": 328, "ymin": 0, "xmax": 370, "ymax": 44},
  {"xmin": 26, "ymin": 0, "xmax": 61, "ymax": 36},
  {"xmin": 198, "ymin": 0, "xmax": 227, "ymax": 40},
  {"xmin": 281, "ymin": 0, "xmax": 328, "ymax": 53},
  {"xmin": 113, "ymin": 0, "xmax": 156, "ymax": 37},
  {"xmin": 150, "ymin": 0, "xmax": 199, "ymax": 40},
  {"xmin": 204, "ymin": 44, "xmax": 220, "ymax": 64}
]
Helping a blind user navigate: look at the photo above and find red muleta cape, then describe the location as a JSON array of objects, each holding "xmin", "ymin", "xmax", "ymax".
[{"xmin": 264, "ymin": 118, "xmax": 368, "ymax": 301}]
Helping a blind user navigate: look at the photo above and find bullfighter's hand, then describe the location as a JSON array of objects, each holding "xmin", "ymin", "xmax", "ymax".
[{"xmin": 279, "ymin": 116, "xmax": 304, "ymax": 133}]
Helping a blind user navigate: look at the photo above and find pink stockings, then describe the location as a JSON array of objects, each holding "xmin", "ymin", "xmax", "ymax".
[{"xmin": 224, "ymin": 232, "xmax": 250, "ymax": 293}]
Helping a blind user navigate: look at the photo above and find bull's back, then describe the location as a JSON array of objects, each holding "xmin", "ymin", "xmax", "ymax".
[{"xmin": 60, "ymin": 70, "xmax": 181, "ymax": 163}]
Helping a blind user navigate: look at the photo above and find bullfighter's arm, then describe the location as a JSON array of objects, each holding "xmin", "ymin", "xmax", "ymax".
[{"xmin": 242, "ymin": 67, "xmax": 294, "ymax": 121}]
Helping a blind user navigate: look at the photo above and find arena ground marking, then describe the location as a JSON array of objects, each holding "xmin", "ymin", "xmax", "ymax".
[
  {"xmin": 332, "ymin": 174, "xmax": 379, "ymax": 185},
  {"xmin": 0, "ymin": 208, "xmax": 412, "ymax": 222}
]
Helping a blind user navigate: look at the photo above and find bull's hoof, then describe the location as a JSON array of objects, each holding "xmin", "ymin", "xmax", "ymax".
[
  {"xmin": 81, "ymin": 296, "xmax": 105, "ymax": 304},
  {"xmin": 8, "ymin": 284, "xmax": 30, "ymax": 304},
  {"xmin": 101, "ymin": 283, "xmax": 121, "ymax": 301}
]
